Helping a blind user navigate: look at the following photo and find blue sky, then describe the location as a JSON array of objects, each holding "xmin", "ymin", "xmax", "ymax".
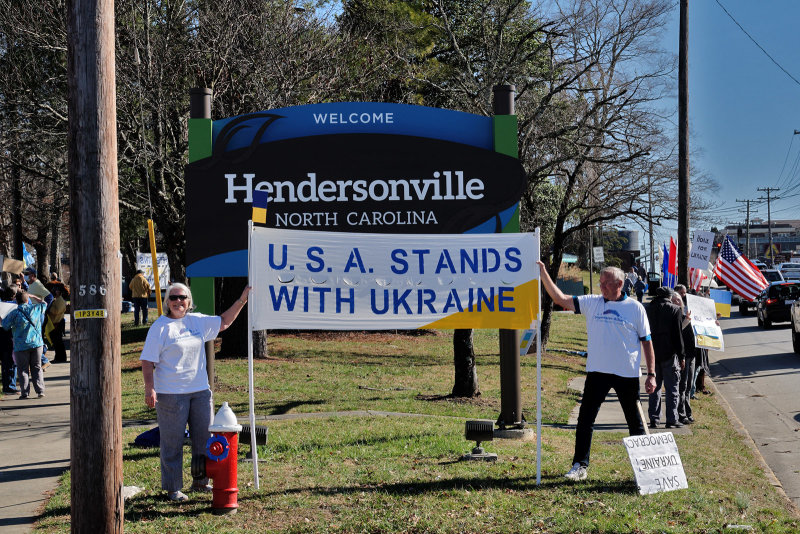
[{"xmin": 652, "ymin": 0, "xmax": 800, "ymax": 247}]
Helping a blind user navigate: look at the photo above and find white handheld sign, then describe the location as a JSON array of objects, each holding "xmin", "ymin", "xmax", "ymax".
[
  {"xmin": 689, "ymin": 231, "xmax": 715, "ymax": 270},
  {"xmin": 623, "ymin": 432, "xmax": 688, "ymax": 495}
]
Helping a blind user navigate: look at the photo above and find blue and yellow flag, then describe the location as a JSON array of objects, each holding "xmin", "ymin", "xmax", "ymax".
[
  {"xmin": 709, "ymin": 288, "xmax": 732, "ymax": 318},
  {"xmin": 252, "ymin": 190, "xmax": 270, "ymax": 225}
]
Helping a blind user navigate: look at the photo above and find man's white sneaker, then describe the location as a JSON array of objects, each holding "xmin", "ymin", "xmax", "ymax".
[{"xmin": 564, "ymin": 462, "xmax": 588, "ymax": 481}]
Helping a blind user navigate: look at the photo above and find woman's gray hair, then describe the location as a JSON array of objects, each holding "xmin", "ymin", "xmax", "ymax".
[
  {"xmin": 600, "ymin": 266, "xmax": 625, "ymax": 283},
  {"xmin": 162, "ymin": 282, "xmax": 194, "ymax": 316}
]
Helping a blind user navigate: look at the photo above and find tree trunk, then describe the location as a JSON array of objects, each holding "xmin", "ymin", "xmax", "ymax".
[
  {"xmin": 49, "ymin": 213, "xmax": 61, "ymax": 278},
  {"xmin": 451, "ymin": 329, "xmax": 480, "ymax": 397},
  {"xmin": 11, "ymin": 163, "xmax": 23, "ymax": 261},
  {"xmin": 217, "ymin": 276, "xmax": 267, "ymax": 358}
]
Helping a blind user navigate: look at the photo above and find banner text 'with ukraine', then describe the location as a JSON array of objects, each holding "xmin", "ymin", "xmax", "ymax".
[{"xmin": 250, "ymin": 228, "xmax": 539, "ymax": 330}]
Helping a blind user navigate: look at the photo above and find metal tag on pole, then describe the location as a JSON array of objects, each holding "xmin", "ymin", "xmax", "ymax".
[{"xmin": 247, "ymin": 220, "xmax": 260, "ymax": 489}]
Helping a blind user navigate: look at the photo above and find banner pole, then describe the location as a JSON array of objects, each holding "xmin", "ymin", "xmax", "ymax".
[
  {"xmin": 535, "ymin": 227, "xmax": 542, "ymax": 485},
  {"xmin": 247, "ymin": 220, "xmax": 259, "ymax": 489},
  {"xmin": 147, "ymin": 219, "xmax": 163, "ymax": 316}
]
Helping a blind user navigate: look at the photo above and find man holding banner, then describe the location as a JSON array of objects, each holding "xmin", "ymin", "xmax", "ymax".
[{"xmin": 537, "ymin": 262, "xmax": 656, "ymax": 481}]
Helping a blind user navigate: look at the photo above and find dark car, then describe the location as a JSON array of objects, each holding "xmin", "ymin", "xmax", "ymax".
[
  {"xmin": 756, "ymin": 281, "xmax": 800, "ymax": 328},
  {"xmin": 740, "ymin": 269, "xmax": 784, "ymax": 315}
]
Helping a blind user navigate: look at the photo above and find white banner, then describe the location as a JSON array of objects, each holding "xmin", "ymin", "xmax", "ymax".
[
  {"xmin": 592, "ymin": 246, "xmax": 605, "ymax": 263},
  {"xmin": 136, "ymin": 252, "xmax": 170, "ymax": 290},
  {"xmin": 249, "ymin": 228, "xmax": 539, "ymax": 330}
]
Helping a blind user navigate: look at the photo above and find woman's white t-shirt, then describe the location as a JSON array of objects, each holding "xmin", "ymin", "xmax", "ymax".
[{"xmin": 140, "ymin": 313, "xmax": 221, "ymax": 394}]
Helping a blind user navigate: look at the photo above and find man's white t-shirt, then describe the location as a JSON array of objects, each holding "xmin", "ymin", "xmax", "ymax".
[
  {"xmin": 573, "ymin": 293, "xmax": 651, "ymax": 378},
  {"xmin": 140, "ymin": 313, "xmax": 221, "ymax": 394}
]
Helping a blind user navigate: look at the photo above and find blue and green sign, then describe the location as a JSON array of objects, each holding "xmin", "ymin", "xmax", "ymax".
[{"xmin": 186, "ymin": 102, "xmax": 525, "ymax": 277}]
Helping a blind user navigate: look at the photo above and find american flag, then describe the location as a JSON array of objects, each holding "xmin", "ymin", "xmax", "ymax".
[
  {"xmin": 714, "ymin": 236, "xmax": 768, "ymax": 301},
  {"xmin": 689, "ymin": 267, "xmax": 708, "ymax": 291}
]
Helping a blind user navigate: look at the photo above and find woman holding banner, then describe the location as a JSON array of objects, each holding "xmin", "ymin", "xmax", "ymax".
[{"xmin": 140, "ymin": 282, "xmax": 251, "ymax": 502}]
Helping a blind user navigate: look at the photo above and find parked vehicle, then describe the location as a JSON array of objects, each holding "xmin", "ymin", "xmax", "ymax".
[
  {"xmin": 741, "ymin": 269, "xmax": 784, "ymax": 315},
  {"xmin": 783, "ymin": 270, "xmax": 800, "ymax": 281},
  {"xmin": 756, "ymin": 281, "xmax": 800, "ymax": 328},
  {"xmin": 777, "ymin": 262, "xmax": 800, "ymax": 273},
  {"xmin": 646, "ymin": 272, "xmax": 661, "ymax": 296}
]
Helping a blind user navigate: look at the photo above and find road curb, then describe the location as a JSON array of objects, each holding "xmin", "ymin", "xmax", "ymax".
[{"xmin": 709, "ymin": 377, "xmax": 800, "ymax": 517}]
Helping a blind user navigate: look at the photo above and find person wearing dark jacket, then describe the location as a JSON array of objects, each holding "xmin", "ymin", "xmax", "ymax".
[{"xmin": 646, "ymin": 286, "xmax": 685, "ymax": 429}]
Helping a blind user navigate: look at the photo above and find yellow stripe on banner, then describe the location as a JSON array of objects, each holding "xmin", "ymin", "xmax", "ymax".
[
  {"xmin": 252, "ymin": 207, "xmax": 267, "ymax": 224},
  {"xmin": 696, "ymin": 334, "xmax": 723, "ymax": 350},
  {"xmin": 420, "ymin": 279, "xmax": 539, "ymax": 330},
  {"xmin": 714, "ymin": 302, "xmax": 731, "ymax": 318}
]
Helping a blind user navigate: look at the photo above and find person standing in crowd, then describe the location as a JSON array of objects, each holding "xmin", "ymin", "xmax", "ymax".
[
  {"xmin": 1, "ymin": 285, "xmax": 18, "ymax": 395},
  {"xmin": 23, "ymin": 268, "xmax": 52, "ymax": 371},
  {"xmin": 2, "ymin": 291, "xmax": 47, "ymax": 399},
  {"xmin": 14, "ymin": 273, "xmax": 28, "ymax": 292},
  {"xmin": 646, "ymin": 287, "xmax": 685, "ymax": 429},
  {"xmin": 634, "ymin": 276, "xmax": 647, "ymax": 302},
  {"xmin": 129, "ymin": 270, "xmax": 152, "ymax": 327},
  {"xmin": 537, "ymin": 261, "xmax": 656, "ymax": 481},
  {"xmin": 46, "ymin": 286, "xmax": 68, "ymax": 363},
  {"xmin": 45, "ymin": 272, "xmax": 70, "ymax": 300},
  {"xmin": 672, "ymin": 287, "xmax": 695, "ymax": 424},
  {"xmin": 140, "ymin": 282, "xmax": 251, "ymax": 502}
]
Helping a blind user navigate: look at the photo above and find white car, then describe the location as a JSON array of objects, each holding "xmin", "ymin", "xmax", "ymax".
[{"xmin": 777, "ymin": 262, "xmax": 800, "ymax": 272}]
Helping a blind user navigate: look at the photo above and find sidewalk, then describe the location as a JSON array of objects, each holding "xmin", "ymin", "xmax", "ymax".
[
  {"xmin": 0, "ymin": 342, "xmax": 71, "ymax": 532},
  {"xmin": 567, "ymin": 371, "xmax": 692, "ymax": 435}
]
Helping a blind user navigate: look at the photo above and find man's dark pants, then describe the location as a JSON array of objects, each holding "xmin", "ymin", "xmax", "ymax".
[
  {"xmin": 132, "ymin": 297, "xmax": 149, "ymax": 326},
  {"xmin": 678, "ymin": 354, "xmax": 695, "ymax": 420},
  {"xmin": 648, "ymin": 359, "xmax": 681, "ymax": 424},
  {"xmin": 573, "ymin": 372, "xmax": 645, "ymax": 467}
]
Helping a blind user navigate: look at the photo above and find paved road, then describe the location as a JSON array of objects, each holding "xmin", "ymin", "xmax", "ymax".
[{"xmin": 713, "ymin": 310, "xmax": 800, "ymax": 508}]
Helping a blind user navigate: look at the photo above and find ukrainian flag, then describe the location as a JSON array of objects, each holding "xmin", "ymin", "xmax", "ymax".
[
  {"xmin": 709, "ymin": 288, "xmax": 732, "ymax": 318},
  {"xmin": 252, "ymin": 190, "xmax": 269, "ymax": 225}
]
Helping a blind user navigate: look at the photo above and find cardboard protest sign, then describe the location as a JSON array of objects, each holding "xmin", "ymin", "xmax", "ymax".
[
  {"xmin": 249, "ymin": 228, "xmax": 539, "ymax": 330},
  {"xmin": 689, "ymin": 231, "xmax": 715, "ymax": 270},
  {"xmin": 136, "ymin": 252, "xmax": 171, "ymax": 290},
  {"xmin": 687, "ymin": 294, "xmax": 724, "ymax": 351},
  {"xmin": 1, "ymin": 256, "xmax": 24, "ymax": 275},
  {"xmin": 27, "ymin": 279, "xmax": 51, "ymax": 300},
  {"xmin": 623, "ymin": 432, "xmax": 688, "ymax": 495}
]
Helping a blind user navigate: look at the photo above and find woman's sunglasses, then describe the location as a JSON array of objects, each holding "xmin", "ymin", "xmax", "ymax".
[{"xmin": 168, "ymin": 295, "xmax": 188, "ymax": 302}]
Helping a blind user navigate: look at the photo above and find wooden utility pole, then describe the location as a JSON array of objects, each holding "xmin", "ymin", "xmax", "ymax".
[
  {"xmin": 677, "ymin": 0, "xmax": 690, "ymax": 285},
  {"xmin": 736, "ymin": 199, "xmax": 758, "ymax": 257},
  {"xmin": 758, "ymin": 187, "xmax": 780, "ymax": 264},
  {"xmin": 66, "ymin": 0, "xmax": 123, "ymax": 532}
]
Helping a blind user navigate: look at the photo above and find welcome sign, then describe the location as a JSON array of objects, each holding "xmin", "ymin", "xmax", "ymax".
[
  {"xmin": 249, "ymin": 228, "xmax": 539, "ymax": 330},
  {"xmin": 185, "ymin": 103, "xmax": 527, "ymax": 277}
]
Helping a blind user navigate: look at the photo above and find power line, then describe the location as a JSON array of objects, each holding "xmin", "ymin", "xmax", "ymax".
[
  {"xmin": 714, "ymin": 0, "xmax": 800, "ymax": 88},
  {"xmin": 775, "ymin": 133, "xmax": 798, "ymax": 189}
]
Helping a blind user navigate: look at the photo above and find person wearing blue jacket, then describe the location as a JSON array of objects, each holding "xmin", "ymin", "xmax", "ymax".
[{"xmin": 1, "ymin": 290, "xmax": 47, "ymax": 399}]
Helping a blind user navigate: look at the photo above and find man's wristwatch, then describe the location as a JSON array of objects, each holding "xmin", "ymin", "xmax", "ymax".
[{"xmin": 646, "ymin": 372, "xmax": 656, "ymax": 377}]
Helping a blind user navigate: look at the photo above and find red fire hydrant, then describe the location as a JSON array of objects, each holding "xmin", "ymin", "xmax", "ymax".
[{"xmin": 204, "ymin": 402, "xmax": 242, "ymax": 515}]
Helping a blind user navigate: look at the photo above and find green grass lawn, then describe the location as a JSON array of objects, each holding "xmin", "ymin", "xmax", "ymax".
[{"xmin": 35, "ymin": 311, "xmax": 799, "ymax": 533}]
